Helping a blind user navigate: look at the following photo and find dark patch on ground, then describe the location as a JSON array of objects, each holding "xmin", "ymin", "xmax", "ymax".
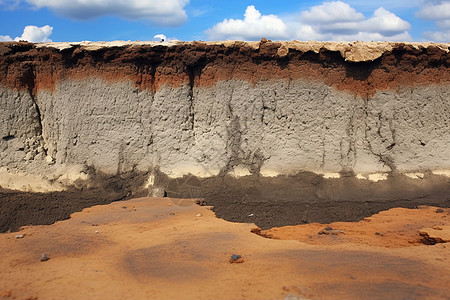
[
  {"xmin": 1, "ymin": 170, "xmax": 449, "ymax": 232},
  {"xmin": 0, "ymin": 170, "xmax": 148, "ymax": 233},
  {"xmin": 158, "ymin": 171, "xmax": 450, "ymax": 230}
]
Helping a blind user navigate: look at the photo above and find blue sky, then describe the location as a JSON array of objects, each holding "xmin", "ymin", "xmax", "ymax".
[{"xmin": 0, "ymin": 0, "xmax": 449, "ymax": 43}]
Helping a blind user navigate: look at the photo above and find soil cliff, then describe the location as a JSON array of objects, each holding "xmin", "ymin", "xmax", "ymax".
[
  {"xmin": 1, "ymin": 41, "xmax": 449, "ymax": 183},
  {"xmin": 0, "ymin": 41, "xmax": 449, "ymax": 232}
]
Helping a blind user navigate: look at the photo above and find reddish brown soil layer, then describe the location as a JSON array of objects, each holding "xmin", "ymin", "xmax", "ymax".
[{"xmin": 1, "ymin": 42, "xmax": 449, "ymax": 98}]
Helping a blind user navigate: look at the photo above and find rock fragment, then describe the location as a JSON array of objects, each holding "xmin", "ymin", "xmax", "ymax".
[
  {"xmin": 229, "ymin": 254, "xmax": 244, "ymax": 263},
  {"xmin": 195, "ymin": 200, "xmax": 206, "ymax": 206},
  {"xmin": 277, "ymin": 45, "xmax": 289, "ymax": 57},
  {"xmin": 419, "ymin": 226, "xmax": 449, "ymax": 245},
  {"xmin": 40, "ymin": 253, "xmax": 49, "ymax": 262},
  {"xmin": 318, "ymin": 227, "xmax": 344, "ymax": 235},
  {"xmin": 149, "ymin": 187, "xmax": 166, "ymax": 197}
]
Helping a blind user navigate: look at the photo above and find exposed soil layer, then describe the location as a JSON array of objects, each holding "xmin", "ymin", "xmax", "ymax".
[
  {"xmin": 2, "ymin": 171, "xmax": 449, "ymax": 233},
  {"xmin": 0, "ymin": 41, "xmax": 449, "ymax": 98},
  {"xmin": 160, "ymin": 172, "xmax": 450, "ymax": 229}
]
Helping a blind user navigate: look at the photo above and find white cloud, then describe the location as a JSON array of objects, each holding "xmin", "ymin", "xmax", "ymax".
[
  {"xmin": 0, "ymin": 35, "xmax": 13, "ymax": 41},
  {"xmin": 416, "ymin": 1, "xmax": 450, "ymax": 41},
  {"xmin": 423, "ymin": 30, "xmax": 450, "ymax": 41},
  {"xmin": 345, "ymin": 0, "xmax": 423, "ymax": 10},
  {"xmin": 312, "ymin": 7, "xmax": 410, "ymax": 37},
  {"xmin": 24, "ymin": 0, "xmax": 189, "ymax": 26},
  {"xmin": 154, "ymin": 34, "xmax": 167, "ymax": 41},
  {"xmin": 360, "ymin": 8, "xmax": 410, "ymax": 34},
  {"xmin": 205, "ymin": 5, "xmax": 288, "ymax": 41},
  {"xmin": 14, "ymin": 25, "xmax": 53, "ymax": 42},
  {"xmin": 300, "ymin": 1, "xmax": 364, "ymax": 24},
  {"xmin": 416, "ymin": 1, "xmax": 450, "ymax": 20},
  {"xmin": 206, "ymin": 2, "xmax": 411, "ymax": 42},
  {"xmin": 436, "ymin": 19, "xmax": 450, "ymax": 28}
]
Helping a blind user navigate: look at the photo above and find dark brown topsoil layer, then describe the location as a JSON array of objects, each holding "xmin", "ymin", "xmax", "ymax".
[
  {"xmin": 3, "ymin": 171, "xmax": 448, "ymax": 233},
  {"xmin": 1, "ymin": 42, "xmax": 449, "ymax": 98}
]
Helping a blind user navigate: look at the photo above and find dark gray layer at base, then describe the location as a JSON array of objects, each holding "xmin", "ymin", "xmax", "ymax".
[{"xmin": 159, "ymin": 172, "xmax": 450, "ymax": 229}]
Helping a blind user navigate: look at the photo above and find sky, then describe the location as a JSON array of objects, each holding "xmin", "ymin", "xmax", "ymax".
[{"xmin": 0, "ymin": 0, "xmax": 449, "ymax": 43}]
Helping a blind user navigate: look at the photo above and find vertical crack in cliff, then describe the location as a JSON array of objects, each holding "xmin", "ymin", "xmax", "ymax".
[
  {"xmin": 21, "ymin": 62, "xmax": 43, "ymax": 138},
  {"xmin": 186, "ymin": 66, "xmax": 195, "ymax": 134},
  {"xmin": 363, "ymin": 97, "xmax": 396, "ymax": 172},
  {"xmin": 184, "ymin": 52, "xmax": 207, "ymax": 142},
  {"xmin": 341, "ymin": 95, "xmax": 358, "ymax": 172},
  {"xmin": 220, "ymin": 85, "xmax": 239, "ymax": 176},
  {"xmin": 29, "ymin": 93, "xmax": 43, "ymax": 138},
  {"xmin": 21, "ymin": 62, "xmax": 47, "ymax": 159}
]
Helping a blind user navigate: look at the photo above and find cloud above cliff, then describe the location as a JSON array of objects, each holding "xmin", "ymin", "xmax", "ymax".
[
  {"xmin": 205, "ymin": 5, "xmax": 288, "ymax": 41},
  {"xmin": 416, "ymin": 0, "xmax": 450, "ymax": 20},
  {"xmin": 0, "ymin": 25, "xmax": 52, "ymax": 42},
  {"xmin": 416, "ymin": 0, "xmax": 450, "ymax": 42},
  {"xmin": 296, "ymin": 4, "xmax": 411, "ymax": 41},
  {"xmin": 205, "ymin": 2, "xmax": 411, "ymax": 41},
  {"xmin": 24, "ymin": 0, "xmax": 189, "ymax": 26},
  {"xmin": 15, "ymin": 24, "xmax": 52, "ymax": 42},
  {"xmin": 300, "ymin": 1, "xmax": 364, "ymax": 24},
  {"xmin": 0, "ymin": 35, "xmax": 13, "ymax": 41}
]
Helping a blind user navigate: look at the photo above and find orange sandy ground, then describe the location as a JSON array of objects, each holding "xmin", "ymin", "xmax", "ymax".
[{"xmin": 0, "ymin": 197, "xmax": 449, "ymax": 300}]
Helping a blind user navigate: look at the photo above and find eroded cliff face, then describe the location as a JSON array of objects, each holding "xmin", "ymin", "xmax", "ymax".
[{"xmin": 0, "ymin": 41, "xmax": 449, "ymax": 192}]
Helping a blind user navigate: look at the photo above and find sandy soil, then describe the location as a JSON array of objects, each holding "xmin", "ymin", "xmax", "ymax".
[
  {"xmin": 0, "ymin": 197, "xmax": 449, "ymax": 300},
  {"xmin": 258, "ymin": 206, "xmax": 450, "ymax": 248}
]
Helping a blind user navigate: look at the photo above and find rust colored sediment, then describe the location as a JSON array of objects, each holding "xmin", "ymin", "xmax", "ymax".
[
  {"xmin": 256, "ymin": 206, "xmax": 450, "ymax": 248},
  {"xmin": 0, "ymin": 198, "xmax": 449, "ymax": 300},
  {"xmin": 0, "ymin": 41, "xmax": 449, "ymax": 98}
]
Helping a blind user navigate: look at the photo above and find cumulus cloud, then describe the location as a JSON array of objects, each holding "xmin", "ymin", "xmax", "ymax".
[
  {"xmin": 436, "ymin": 19, "xmax": 450, "ymax": 28},
  {"xmin": 300, "ymin": 1, "xmax": 364, "ymax": 24},
  {"xmin": 423, "ymin": 30, "xmax": 450, "ymax": 41},
  {"xmin": 206, "ymin": 2, "xmax": 411, "ymax": 42},
  {"xmin": 416, "ymin": 1, "xmax": 450, "ymax": 42},
  {"xmin": 0, "ymin": 35, "xmax": 13, "ymax": 41},
  {"xmin": 298, "ymin": 2, "xmax": 411, "ymax": 41},
  {"xmin": 416, "ymin": 1, "xmax": 450, "ymax": 20},
  {"xmin": 360, "ymin": 8, "xmax": 410, "ymax": 34},
  {"xmin": 24, "ymin": 0, "xmax": 189, "ymax": 26},
  {"xmin": 13, "ymin": 25, "xmax": 53, "ymax": 42},
  {"xmin": 205, "ymin": 5, "xmax": 288, "ymax": 41},
  {"xmin": 1, "ymin": 25, "xmax": 53, "ymax": 43},
  {"xmin": 305, "ymin": 7, "xmax": 410, "ymax": 37},
  {"xmin": 154, "ymin": 34, "xmax": 167, "ymax": 41}
]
